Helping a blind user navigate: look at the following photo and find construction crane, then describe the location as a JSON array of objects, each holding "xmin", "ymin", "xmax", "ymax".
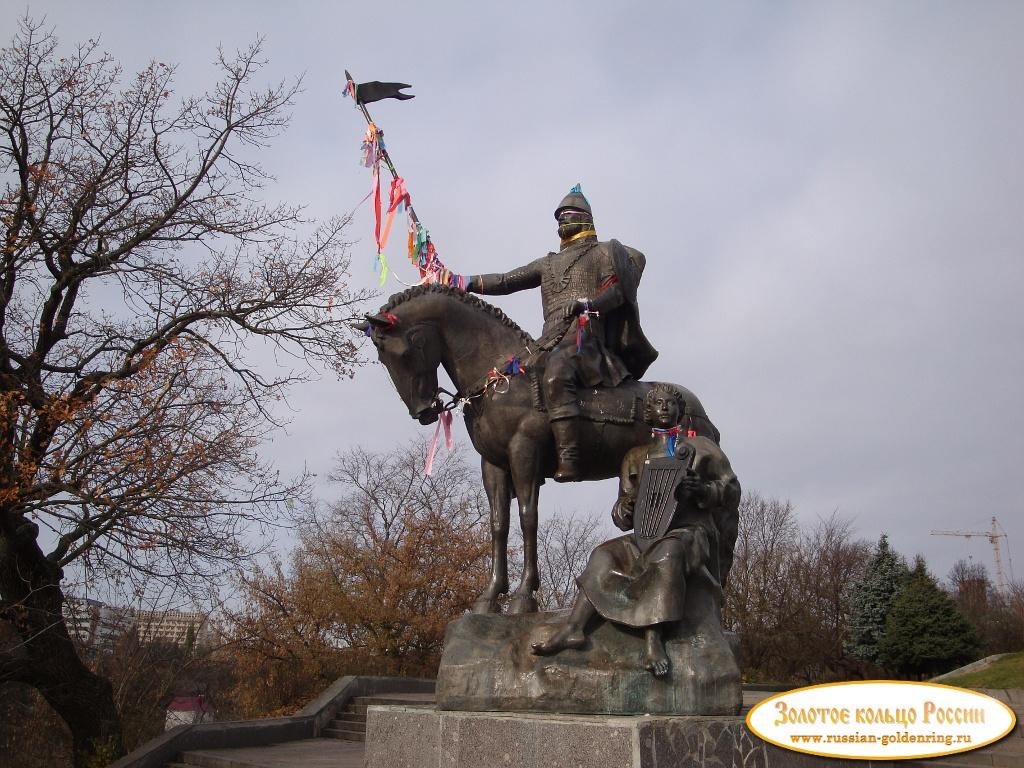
[{"xmin": 931, "ymin": 517, "xmax": 1010, "ymax": 594}]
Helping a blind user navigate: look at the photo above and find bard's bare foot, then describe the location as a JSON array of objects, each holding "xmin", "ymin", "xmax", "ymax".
[
  {"xmin": 531, "ymin": 624, "xmax": 586, "ymax": 655},
  {"xmin": 644, "ymin": 629, "xmax": 670, "ymax": 677}
]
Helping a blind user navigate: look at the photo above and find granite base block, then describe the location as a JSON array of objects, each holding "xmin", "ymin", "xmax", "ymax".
[
  {"xmin": 436, "ymin": 611, "xmax": 741, "ymax": 716},
  {"xmin": 364, "ymin": 706, "xmax": 894, "ymax": 768}
]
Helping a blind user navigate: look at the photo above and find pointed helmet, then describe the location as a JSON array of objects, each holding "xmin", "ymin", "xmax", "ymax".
[{"xmin": 554, "ymin": 184, "xmax": 593, "ymax": 219}]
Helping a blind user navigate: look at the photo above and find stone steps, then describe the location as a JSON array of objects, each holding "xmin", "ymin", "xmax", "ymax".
[
  {"xmin": 321, "ymin": 725, "xmax": 365, "ymax": 741},
  {"xmin": 165, "ymin": 688, "xmax": 436, "ymax": 765},
  {"xmin": 173, "ymin": 755, "xmax": 248, "ymax": 768},
  {"xmin": 172, "ymin": 738, "xmax": 364, "ymax": 768},
  {"xmin": 321, "ymin": 693, "xmax": 435, "ymax": 742}
]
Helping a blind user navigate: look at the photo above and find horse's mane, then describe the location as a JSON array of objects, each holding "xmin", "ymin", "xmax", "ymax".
[{"xmin": 379, "ymin": 284, "xmax": 534, "ymax": 344}]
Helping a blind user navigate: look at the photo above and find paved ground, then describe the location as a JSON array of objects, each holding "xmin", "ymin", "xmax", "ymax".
[
  {"xmin": 178, "ymin": 691, "xmax": 1019, "ymax": 768},
  {"xmin": 369, "ymin": 692, "xmax": 437, "ymax": 705},
  {"xmin": 177, "ymin": 692, "xmax": 774, "ymax": 767},
  {"xmin": 181, "ymin": 738, "xmax": 364, "ymax": 768}
]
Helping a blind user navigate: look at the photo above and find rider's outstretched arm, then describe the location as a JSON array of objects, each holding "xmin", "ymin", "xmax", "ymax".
[{"xmin": 468, "ymin": 259, "xmax": 544, "ymax": 295}]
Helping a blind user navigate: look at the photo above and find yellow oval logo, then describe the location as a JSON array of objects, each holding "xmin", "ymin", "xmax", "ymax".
[{"xmin": 746, "ymin": 681, "xmax": 1016, "ymax": 760}]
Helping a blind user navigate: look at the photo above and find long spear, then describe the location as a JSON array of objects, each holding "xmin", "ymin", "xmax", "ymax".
[
  {"xmin": 344, "ymin": 71, "xmax": 465, "ymax": 289},
  {"xmin": 344, "ymin": 72, "xmax": 463, "ymax": 471},
  {"xmin": 344, "ymin": 71, "xmax": 420, "ymax": 226}
]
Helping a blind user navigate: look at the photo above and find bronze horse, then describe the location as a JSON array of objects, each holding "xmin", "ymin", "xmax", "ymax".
[{"xmin": 360, "ymin": 284, "xmax": 719, "ymax": 614}]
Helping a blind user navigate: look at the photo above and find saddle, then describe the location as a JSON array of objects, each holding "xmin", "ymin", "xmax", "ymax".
[
  {"xmin": 576, "ymin": 378, "xmax": 646, "ymax": 425},
  {"xmin": 525, "ymin": 364, "xmax": 712, "ymax": 435},
  {"xmin": 516, "ymin": 351, "xmax": 641, "ymax": 424}
]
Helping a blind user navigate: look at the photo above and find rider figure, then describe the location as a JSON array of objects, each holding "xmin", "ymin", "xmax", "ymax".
[{"xmin": 468, "ymin": 186, "xmax": 658, "ymax": 481}]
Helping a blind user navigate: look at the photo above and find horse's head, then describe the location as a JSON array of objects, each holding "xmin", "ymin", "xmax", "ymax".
[{"xmin": 358, "ymin": 311, "xmax": 444, "ymax": 425}]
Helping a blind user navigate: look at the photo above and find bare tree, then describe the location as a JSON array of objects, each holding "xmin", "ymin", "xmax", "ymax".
[
  {"xmin": 723, "ymin": 492, "xmax": 801, "ymax": 678},
  {"xmin": 302, "ymin": 441, "xmax": 490, "ymax": 673},
  {"xmin": 724, "ymin": 493, "xmax": 870, "ymax": 682},
  {"xmin": 989, "ymin": 581, "xmax": 1024, "ymax": 654},
  {"xmin": 0, "ymin": 18, "xmax": 369, "ymax": 765},
  {"xmin": 227, "ymin": 440, "xmax": 491, "ymax": 709},
  {"xmin": 949, "ymin": 559, "xmax": 990, "ymax": 618},
  {"xmin": 948, "ymin": 561, "xmax": 1024, "ymax": 656},
  {"xmin": 222, "ymin": 555, "xmax": 348, "ymax": 718},
  {"xmin": 788, "ymin": 514, "xmax": 870, "ymax": 680},
  {"xmin": 535, "ymin": 510, "xmax": 602, "ymax": 610}
]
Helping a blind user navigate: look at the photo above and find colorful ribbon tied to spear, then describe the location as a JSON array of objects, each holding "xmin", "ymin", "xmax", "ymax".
[{"xmin": 344, "ymin": 69, "xmax": 468, "ymax": 289}]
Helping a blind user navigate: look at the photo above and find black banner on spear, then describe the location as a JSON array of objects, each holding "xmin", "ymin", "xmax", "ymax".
[{"xmin": 344, "ymin": 70, "xmax": 466, "ymax": 289}]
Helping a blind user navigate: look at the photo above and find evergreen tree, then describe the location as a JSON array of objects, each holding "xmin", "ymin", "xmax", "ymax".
[
  {"xmin": 879, "ymin": 557, "xmax": 980, "ymax": 679},
  {"xmin": 846, "ymin": 534, "xmax": 908, "ymax": 665}
]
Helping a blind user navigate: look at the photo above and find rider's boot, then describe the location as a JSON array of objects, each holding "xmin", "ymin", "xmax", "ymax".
[{"xmin": 551, "ymin": 417, "xmax": 581, "ymax": 482}]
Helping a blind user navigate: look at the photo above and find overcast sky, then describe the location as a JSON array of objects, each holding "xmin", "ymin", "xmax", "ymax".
[{"xmin": 8, "ymin": 2, "xmax": 1023, "ymax": 585}]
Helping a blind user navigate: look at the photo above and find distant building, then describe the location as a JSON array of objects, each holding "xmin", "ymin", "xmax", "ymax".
[
  {"xmin": 63, "ymin": 597, "xmax": 101, "ymax": 645},
  {"xmin": 134, "ymin": 609, "xmax": 214, "ymax": 648},
  {"xmin": 63, "ymin": 598, "xmax": 134, "ymax": 649},
  {"xmin": 63, "ymin": 599, "xmax": 214, "ymax": 649}
]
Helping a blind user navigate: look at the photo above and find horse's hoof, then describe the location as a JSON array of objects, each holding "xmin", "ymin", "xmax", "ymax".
[
  {"xmin": 553, "ymin": 468, "xmax": 579, "ymax": 483},
  {"xmin": 508, "ymin": 595, "xmax": 539, "ymax": 614},
  {"xmin": 471, "ymin": 598, "xmax": 500, "ymax": 614}
]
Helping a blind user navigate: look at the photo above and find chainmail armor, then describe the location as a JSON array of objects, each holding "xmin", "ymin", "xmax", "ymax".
[{"xmin": 540, "ymin": 243, "xmax": 608, "ymax": 336}]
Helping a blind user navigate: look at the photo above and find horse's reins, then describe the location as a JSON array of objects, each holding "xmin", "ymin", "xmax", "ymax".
[{"xmin": 432, "ymin": 314, "xmax": 578, "ymax": 414}]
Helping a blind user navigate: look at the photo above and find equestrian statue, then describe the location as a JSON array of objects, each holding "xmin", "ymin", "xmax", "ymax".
[{"xmin": 359, "ymin": 186, "xmax": 724, "ymax": 615}]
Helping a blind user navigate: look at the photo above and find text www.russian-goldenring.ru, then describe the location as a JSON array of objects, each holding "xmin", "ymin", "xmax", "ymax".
[{"xmin": 789, "ymin": 732, "xmax": 973, "ymax": 747}]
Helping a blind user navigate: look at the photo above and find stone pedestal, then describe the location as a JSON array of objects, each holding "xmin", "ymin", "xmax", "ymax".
[
  {"xmin": 436, "ymin": 611, "xmax": 741, "ymax": 716},
  {"xmin": 364, "ymin": 706, "xmax": 875, "ymax": 768}
]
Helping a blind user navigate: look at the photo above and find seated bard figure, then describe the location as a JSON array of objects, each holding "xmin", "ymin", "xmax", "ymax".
[
  {"xmin": 531, "ymin": 384, "xmax": 740, "ymax": 677},
  {"xmin": 467, "ymin": 185, "xmax": 657, "ymax": 482}
]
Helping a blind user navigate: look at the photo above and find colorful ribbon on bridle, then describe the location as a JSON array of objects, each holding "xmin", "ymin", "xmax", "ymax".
[
  {"xmin": 502, "ymin": 356, "xmax": 523, "ymax": 376},
  {"xmin": 424, "ymin": 409, "xmax": 453, "ymax": 476},
  {"xmin": 361, "ymin": 312, "xmax": 399, "ymax": 337}
]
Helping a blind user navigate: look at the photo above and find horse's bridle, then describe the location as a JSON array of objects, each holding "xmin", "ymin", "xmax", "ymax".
[{"xmin": 430, "ymin": 314, "xmax": 579, "ymax": 414}]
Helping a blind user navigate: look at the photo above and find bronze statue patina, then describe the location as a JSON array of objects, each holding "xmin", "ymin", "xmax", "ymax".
[
  {"xmin": 361, "ymin": 188, "xmax": 744, "ymax": 714},
  {"xmin": 467, "ymin": 187, "xmax": 657, "ymax": 481},
  {"xmin": 434, "ymin": 382, "xmax": 742, "ymax": 714},
  {"xmin": 531, "ymin": 384, "xmax": 740, "ymax": 677},
  {"xmin": 360, "ymin": 284, "xmax": 717, "ymax": 614}
]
